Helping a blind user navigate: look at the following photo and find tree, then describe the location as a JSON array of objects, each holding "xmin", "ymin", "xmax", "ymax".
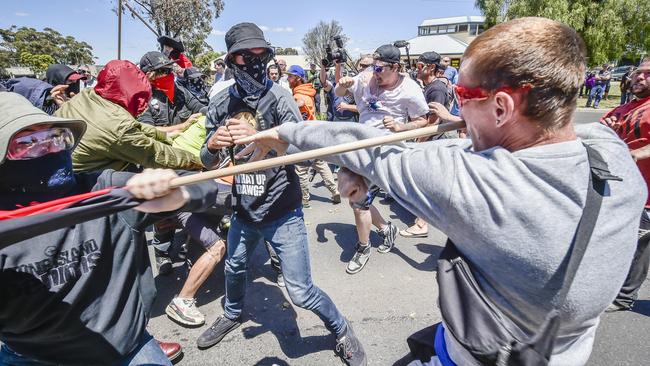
[
  {"xmin": 0, "ymin": 26, "xmax": 94, "ymax": 69},
  {"xmin": 194, "ymin": 50, "xmax": 224, "ymax": 74},
  {"xmin": 120, "ymin": 0, "xmax": 225, "ymax": 60},
  {"xmin": 19, "ymin": 52, "xmax": 55, "ymax": 74},
  {"xmin": 275, "ymin": 47, "xmax": 299, "ymax": 56},
  {"xmin": 302, "ymin": 21, "xmax": 348, "ymax": 65},
  {"xmin": 474, "ymin": 0, "xmax": 650, "ymax": 65}
]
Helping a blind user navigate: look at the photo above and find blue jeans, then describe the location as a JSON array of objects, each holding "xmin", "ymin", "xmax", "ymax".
[
  {"xmin": 224, "ymin": 208, "xmax": 346, "ymax": 336},
  {"xmin": 587, "ymin": 84, "xmax": 605, "ymax": 107},
  {"xmin": 0, "ymin": 333, "xmax": 170, "ymax": 366}
]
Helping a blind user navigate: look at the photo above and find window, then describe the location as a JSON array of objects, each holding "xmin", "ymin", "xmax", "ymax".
[
  {"xmin": 430, "ymin": 26, "xmax": 438, "ymax": 34},
  {"xmin": 470, "ymin": 24, "xmax": 479, "ymax": 36},
  {"xmin": 458, "ymin": 24, "xmax": 468, "ymax": 33},
  {"xmin": 447, "ymin": 25, "xmax": 456, "ymax": 33}
]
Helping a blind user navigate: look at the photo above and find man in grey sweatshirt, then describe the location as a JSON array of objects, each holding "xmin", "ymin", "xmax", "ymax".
[{"xmin": 231, "ymin": 17, "xmax": 647, "ymax": 365}]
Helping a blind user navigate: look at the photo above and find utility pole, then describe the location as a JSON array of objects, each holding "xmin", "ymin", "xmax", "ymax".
[{"xmin": 117, "ymin": 0, "xmax": 122, "ymax": 60}]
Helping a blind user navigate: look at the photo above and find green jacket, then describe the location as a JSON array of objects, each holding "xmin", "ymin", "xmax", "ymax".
[{"xmin": 56, "ymin": 89, "xmax": 202, "ymax": 172}]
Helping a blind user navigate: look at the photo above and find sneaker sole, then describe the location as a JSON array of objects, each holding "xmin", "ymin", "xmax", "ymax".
[
  {"xmin": 166, "ymin": 306, "xmax": 205, "ymax": 327},
  {"xmin": 196, "ymin": 322, "xmax": 241, "ymax": 349},
  {"xmin": 346, "ymin": 259, "xmax": 370, "ymax": 274}
]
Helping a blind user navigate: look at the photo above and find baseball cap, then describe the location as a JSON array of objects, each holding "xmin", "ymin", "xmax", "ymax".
[
  {"xmin": 418, "ymin": 51, "xmax": 442, "ymax": 66},
  {"xmin": 184, "ymin": 67, "xmax": 204, "ymax": 79},
  {"xmin": 285, "ymin": 65, "xmax": 306, "ymax": 79},
  {"xmin": 225, "ymin": 23, "xmax": 273, "ymax": 56},
  {"xmin": 374, "ymin": 44, "xmax": 401, "ymax": 64},
  {"xmin": 0, "ymin": 92, "xmax": 86, "ymax": 164},
  {"xmin": 139, "ymin": 51, "xmax": 176, "ymax": 73}
]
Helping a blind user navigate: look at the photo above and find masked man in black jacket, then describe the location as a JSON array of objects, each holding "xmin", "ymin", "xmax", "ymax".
[
  {"xmin": 197, "ymin": 23, "xmax": 367, "ymax": 366},
  {"xmin": 0, "ymin": 91, "xmax": 219, "ymax": 365}
]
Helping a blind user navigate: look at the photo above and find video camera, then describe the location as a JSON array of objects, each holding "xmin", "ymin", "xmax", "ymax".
[{"xmin": 323, "ymin": 35, "xmax": 347, "ymax": 68}]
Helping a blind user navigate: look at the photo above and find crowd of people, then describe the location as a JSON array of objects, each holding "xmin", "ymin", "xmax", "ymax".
[{"xmin": 0, "ymin": 15, "xmax": 649, "ymax": 366}]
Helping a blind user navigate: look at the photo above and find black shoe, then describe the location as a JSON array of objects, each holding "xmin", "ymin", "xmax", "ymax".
[
  {"xmin": 155, "ymin": 250, "xmax": 172, "ymax": 275},
  {"xmin": 197, "ymin": 315, "xmax": 242, "ymax": 349},
  {"xmin": 336, "ymin": 320, "xmax": 367, "ymax": 366}
]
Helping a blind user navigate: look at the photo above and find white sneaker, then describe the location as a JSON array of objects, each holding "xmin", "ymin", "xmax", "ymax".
[{"xmin": 166, "ymin": 297, "xmax": 205, "ymax": 326}]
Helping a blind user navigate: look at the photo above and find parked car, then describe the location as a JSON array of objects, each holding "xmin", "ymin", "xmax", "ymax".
[{"xmin": 611, "ymin": 65, "xmax": 634, "ymax": 81}]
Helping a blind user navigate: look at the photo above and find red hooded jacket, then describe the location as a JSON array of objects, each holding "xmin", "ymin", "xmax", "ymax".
[{"xmin": 94, "ymin": 60, "xmax": 152, "ymax": 117}]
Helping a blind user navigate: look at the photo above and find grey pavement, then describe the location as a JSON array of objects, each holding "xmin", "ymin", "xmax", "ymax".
[{"xmin": 147, "ymin": 110, "xmax": 650, "ymax": 365}]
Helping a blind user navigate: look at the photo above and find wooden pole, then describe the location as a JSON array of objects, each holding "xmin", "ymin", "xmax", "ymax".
[
  {"xmin": 117, "ymin": 0, "xmax": 122, "ymax": 60},
  {"xmin": 170, "ymin": 120, "xmax": 465, "ymax": 188}
]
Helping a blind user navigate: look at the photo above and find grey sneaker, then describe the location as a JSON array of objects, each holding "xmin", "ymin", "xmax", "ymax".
[
  {"xmin": 197, "ymin": 315, "xmax": 242, "ymax": 349},
  {"xmin": 377, "ymin": 222, "xmax": 398, "ymax": 253},
  {"xmin": 346, "ymin": 243, "xmax": 371, "ymax": 274},
  {"xmin": 166, "ymin": 297, "xmax": 205, "ymax": 326},
  {"xmin": 336, "ymin": 319, "xmax": 367, "ymax": 366}
]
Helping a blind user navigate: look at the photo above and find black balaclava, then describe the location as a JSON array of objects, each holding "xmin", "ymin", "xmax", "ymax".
[{"xmin": 0, "ymin": 151, "xmax": 77, "ymax": 210}]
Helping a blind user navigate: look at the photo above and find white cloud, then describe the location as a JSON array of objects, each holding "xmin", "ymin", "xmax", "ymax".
[
  {"xmin": 15, "ymin": 12, "xmax": 29, "ymax": 17},
  {"xmin": 259, "ymin": 25, "xmax": 270, "ymax": 31},
  {"xmin": 211, "ymin": 29, "xmax": 227, "ymax": 36},
  {"xmin": 272, "ymin": 27, "xmax": 294, "ymax": 33}
]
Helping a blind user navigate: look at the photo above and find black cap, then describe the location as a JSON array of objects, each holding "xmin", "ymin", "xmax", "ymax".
[
  {"xmin": 373, "ymin": 44, "xmax": 401, "ymax": 64},
  {"xmin": 184, "ymin": 67, "xmax": 203, "ymax": 79},
  {"xmin": 225, "ymin": 23, "xmax": 272, "ymax": 56},
  {"xmin": 139, "ymin": 51, "xmax": 176, "ymax": 73},
  {"xmin": 158, "ymin": 35, "xmax": 185, "ymax": 53},
  {"xmin": 418, "ymin": 51, "xmax": 442, "ymax": 66}
]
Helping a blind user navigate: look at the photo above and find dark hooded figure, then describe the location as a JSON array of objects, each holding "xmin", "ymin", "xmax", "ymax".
[
  {"xmin": 179, "ymin": 67, "xmax": 209, "ymax": 105},
  {"xmin": 158, "ymin": 35, "xmax": 193, "ymax": 69},
  {"xmin": 0, "ymin": 91, "xmax": 217, "ymax": 365},
  {"xmin": 4, "ymin": 77, "xmax": 57, "ymax": 114},
  {"xmin": 138, "ymin": 51, "xmax": 204, "ymax": 127},
  {"xmin": 45, "ymin": 64, "xmax": 87, "ymax": 97}
]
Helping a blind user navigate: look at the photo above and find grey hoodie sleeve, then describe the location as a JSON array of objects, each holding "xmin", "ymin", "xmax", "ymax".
[{"xmin": 278, "ymin": 121, "xmax": 463, "ymax": 228}]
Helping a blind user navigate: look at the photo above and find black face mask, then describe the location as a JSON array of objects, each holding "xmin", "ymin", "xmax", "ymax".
[
  {"xmin": 227, "ymin": 51, "xmax": 272, "ymax": 98},
  {"xmin": 0, "ymin": 151, "xmax": 77, "ymax": 209},
  {"xmin": 66, "ymin": 80, "xmax": 81, "ymax": 97}
]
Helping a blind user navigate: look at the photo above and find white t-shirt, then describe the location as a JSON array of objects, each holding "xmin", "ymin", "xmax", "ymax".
[{"xmin": 348, "ymin": 72, "xmax": 429, "ymax": 130}]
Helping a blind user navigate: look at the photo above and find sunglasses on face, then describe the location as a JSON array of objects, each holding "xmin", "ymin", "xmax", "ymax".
[
  {"xmin": 453, "ymin": 84, "xmax": 532, "ymax": 108},
  {"xmin": 8, "ymin": 127, "xmax": 75, "ymax": 160},
  {"xmin": 234, "ymin": 50, "xmax": 272, "ymax": 65},
  {"xmin": 372, "ymin": 64, "xmax": 392, "ymax": 73},
  {"xmin": 154, "ymin": 68, "xmax": 172, "ymax": 76}
]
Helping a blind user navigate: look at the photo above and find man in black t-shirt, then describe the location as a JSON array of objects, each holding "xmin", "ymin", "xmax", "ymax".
[
  {"xmin": 417, "ymin": 52, "xmax": 452, "ymax": 108},
  {"xmin": 198, "ymin": 23, "xmax": 366, "ymax": 366}
]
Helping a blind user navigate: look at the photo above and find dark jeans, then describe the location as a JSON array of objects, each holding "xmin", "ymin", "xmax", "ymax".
[
  {"xmin": 0, "ymin": 332, "xmax": 170, "ymax": 366},
  {"xmin": 615, "ymin": 209, "xmax": 650, "ymax": 308},
  {"xmin": 587, "ymin": 84, "xmax": 605, "ymax": 107},
  {"xmin": 224, "ymin": 208, "xmax": 346, "ymax": 336}
]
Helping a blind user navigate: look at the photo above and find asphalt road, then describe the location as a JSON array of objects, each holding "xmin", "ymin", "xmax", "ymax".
[{"xmin": 147, "ymin": 109, "xmax": 650, "ymax": 366}]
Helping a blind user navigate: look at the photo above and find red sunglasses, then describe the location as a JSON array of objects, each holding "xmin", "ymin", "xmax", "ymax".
[{"xmin": 453, "ymin": 84, "xmax": 532, "ymax": 107}]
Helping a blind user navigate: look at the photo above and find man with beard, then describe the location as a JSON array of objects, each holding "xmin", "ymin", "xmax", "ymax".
[
  {"xmin": 197, "ymin": 22, "xmax": 366, "ymax": 366},
  {"xmin": 601, "ymin": 59, "xmax": 650, "ymax": 312}
]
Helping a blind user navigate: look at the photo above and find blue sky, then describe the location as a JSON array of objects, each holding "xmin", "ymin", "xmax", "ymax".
[{"xmin": 1, "ymin": 0, "xmax": 481, "ymax": 64}]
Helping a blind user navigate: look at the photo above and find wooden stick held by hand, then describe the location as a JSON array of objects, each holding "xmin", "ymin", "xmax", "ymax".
[{"xmin": 170, "ymin": 120, "xmax": 466, "ymax": 188}]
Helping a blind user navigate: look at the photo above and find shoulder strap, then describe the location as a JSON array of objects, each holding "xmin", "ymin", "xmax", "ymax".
[{"xmin": 554, "ymin": 144, "xmax": 615, "ymax": 307}]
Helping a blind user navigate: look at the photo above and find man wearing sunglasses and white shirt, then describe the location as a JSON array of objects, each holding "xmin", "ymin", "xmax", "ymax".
[{"xmin": 334, "ymin": 44, "xmax": 429, "ymax": 274}]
